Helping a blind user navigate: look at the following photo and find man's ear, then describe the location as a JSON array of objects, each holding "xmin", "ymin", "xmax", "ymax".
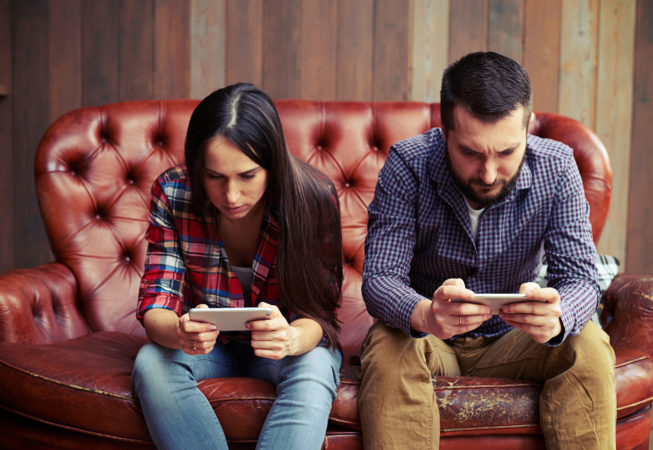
[{"xmin": 527, "ymin": 111, "xmax": 535, "ymax": 132}]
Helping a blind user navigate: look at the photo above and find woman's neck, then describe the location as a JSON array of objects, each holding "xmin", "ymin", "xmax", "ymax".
[{"xmin": 218, "ymin": 202, "xmax": 266, "ymax": 267}]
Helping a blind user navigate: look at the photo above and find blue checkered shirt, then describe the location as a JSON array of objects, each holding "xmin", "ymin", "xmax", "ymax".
[{"xmin": 362, "ymin": 128, "xmax": 599, "ymax": 345}]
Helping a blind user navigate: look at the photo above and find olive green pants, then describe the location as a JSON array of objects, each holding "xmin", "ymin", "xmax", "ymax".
[{"xmin": 358, "ymin": 321, "xmax": 616, "ymax": 449}]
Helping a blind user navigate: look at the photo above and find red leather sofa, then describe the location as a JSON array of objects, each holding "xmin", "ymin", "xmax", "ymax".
[{"xmin": 1, "ymin": 100, "xmax": 652, "ymax": 449}]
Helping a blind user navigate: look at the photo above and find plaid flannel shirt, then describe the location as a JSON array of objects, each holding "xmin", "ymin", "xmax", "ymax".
[
  {"xmin": 362, "ymin": 128, "xmax": 599, "ymax": 345},
  {"xmin": 137, "ymin": 165, "xmax": 285, "ymax": 342}
]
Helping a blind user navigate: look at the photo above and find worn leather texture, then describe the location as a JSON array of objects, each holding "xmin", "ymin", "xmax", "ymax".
[{"xmin": 0, "ymin": 100, "xmax": 651, "ymax": 449}]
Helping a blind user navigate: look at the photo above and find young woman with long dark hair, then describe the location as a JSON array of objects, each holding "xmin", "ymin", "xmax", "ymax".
[{"xmin": 132, "ymin": 83, "xmax": 343, "ymax": 450}]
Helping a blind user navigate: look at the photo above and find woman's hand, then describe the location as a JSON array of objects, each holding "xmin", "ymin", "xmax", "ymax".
[
  {"xmin": 177, "ymin": 304, "xmax": 219, "ymax": 355},
  {"xmin": 247, "ymin": 302, "xmax": 322, "ymax": 360}
]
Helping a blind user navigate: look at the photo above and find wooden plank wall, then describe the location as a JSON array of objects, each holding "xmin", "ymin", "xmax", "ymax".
[{"xmin": 2, "ymin": 0, "xmax": 651, "ymax": 275}]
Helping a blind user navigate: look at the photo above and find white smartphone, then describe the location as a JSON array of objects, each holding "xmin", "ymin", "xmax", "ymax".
[
  {"xmin": 189, "ymin": 307, "xmax": 273, "ymax": 331},
  {"xmin": 453, "ymin": 293, "xmax": 529, "ymax": 314}
]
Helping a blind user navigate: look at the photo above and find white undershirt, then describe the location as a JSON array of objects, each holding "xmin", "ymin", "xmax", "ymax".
[
  {"xmin": 232, "ymin": 265, "xmax": 253, "ymax": 301},
  {"xmin": 464, "ymin": 198, "xmax": 485, "ymax": 239}
]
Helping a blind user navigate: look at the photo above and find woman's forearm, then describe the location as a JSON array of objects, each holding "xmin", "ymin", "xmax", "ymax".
[
  {"xmin": 142, "ymin": 308, "xmax": 182, "ymax": 349},
  {"xmin": 287, "ymin": 317, "xmax": 324, "ymax": 356}
]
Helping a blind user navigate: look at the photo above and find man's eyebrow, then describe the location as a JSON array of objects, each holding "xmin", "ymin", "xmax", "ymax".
[
  {"xmin": 459, "ymin": 143, "xmax": 521, "ymax": 154},
  {"xmin": 459, "ymin": 144, "xmax": 480, "ymax": 154},
  {"xmin": 499, "ymin": 144, "xmax": 521, "ymax": 153}
]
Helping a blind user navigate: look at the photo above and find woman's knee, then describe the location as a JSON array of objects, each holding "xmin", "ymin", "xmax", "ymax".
[
  {"xmin": 132, "ymin": 343, "xmax": 189, "ymax": 388},
  {"xmin": 279, "ymin": 346, "xmax": 342, "ymax": 397}
]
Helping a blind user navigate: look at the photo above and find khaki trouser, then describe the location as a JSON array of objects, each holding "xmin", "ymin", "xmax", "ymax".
[{"xmin": 358, "ymin": 321, "xmax": 616, "ymax": 450}]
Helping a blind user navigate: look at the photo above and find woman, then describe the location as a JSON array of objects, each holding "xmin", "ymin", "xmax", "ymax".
[{"xmin": 132, "ymin": 83, "xmax": 343, "ymax": 450}]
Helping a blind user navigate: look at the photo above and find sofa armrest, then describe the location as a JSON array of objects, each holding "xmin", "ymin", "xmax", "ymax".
[
  {"xmin": 0, "ymin": 263, "xmax": 90, "ymax": 344},
  {"xmin": 601, "ymin": 273, "xmax": 653, "ymax": 359}
]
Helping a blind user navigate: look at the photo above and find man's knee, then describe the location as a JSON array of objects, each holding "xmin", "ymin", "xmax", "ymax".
[
  {"xmin": 360, "ymin": 322, "xmax": 420, "ymax": 371},
  {"xmin": 566, "ymin": 321, "xmax": 616, "ymax": 370}
]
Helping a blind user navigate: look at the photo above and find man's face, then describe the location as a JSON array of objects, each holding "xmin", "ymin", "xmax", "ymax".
[{"xmin": 445, "ymin": 105, "xmax": 530, "ymax": 209}]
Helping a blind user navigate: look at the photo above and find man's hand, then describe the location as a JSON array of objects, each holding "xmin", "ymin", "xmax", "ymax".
[
  {"xmin": 498, "ymin": 282, "xmax": 562, "ymax": 343},
  {"xmin": 411, "ymin": 278, "xmax": 492, "ymax": 339},
  {"xmin": 178, "ymin": 304, "xmax": 219, "ymax": 355}
]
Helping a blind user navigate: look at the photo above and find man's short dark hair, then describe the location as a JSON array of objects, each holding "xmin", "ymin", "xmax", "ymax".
[{"xmin": 440, "ymin": 51, "xmax": 532, "ymax": 133}]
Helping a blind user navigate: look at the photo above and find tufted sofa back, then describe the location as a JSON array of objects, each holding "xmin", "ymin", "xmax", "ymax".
[{"xmin": 35, "ymin": 100, "xmax": 612, "ymax": 357}]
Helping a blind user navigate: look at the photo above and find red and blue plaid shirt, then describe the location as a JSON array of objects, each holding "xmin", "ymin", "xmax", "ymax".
[{"xmin": 137, "ymin": 165, "xmax": 285, "ymax": 340}]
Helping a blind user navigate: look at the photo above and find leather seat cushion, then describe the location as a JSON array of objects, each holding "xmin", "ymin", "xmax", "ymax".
[{"xmin": 1, "ymin": 332, "xmax": 651, "ymax": 442}]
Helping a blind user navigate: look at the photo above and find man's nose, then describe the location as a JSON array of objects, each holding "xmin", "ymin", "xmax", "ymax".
[{"xmin": 479, "ymin": 160, "xmax": 497, "ymax": 185}]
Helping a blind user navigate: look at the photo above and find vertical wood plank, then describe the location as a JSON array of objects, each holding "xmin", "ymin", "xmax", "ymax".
[
  {"xmin": 299, "ymin": 0, "xmax": 337, "ymax": 100},
  {"xmin": 82, "ymin": 0, "xmax": 120, "ymax": 106},
  {"xmin": 154, "ymin": 0, "xmax": 190, "ymax": 99},
  {"xmin": 373, "ymin": 0, "xmax": 411, "ymax": 101},
  {"xmin": 488, "ymin": 0, "xmax": 523, "ymax": 63},
  {"xmin": 0, "ymin": 0, "xmax": 13, "ymax": 271},
  {"xmin": 336, "ymin": 0, "xmax": 373, "ymax": 100},
  {"xmin": 13, "ymin": 0, "xmax": 52, "ymax": 267},
  {"xmin": 594, "ymin": 0, "xmax": 635, "ymax": 265},
  {"xmin": 558, "ymin": 0, "xmax": 599, "ymax": 128},
  {"xmin": 190, "ymin": 0, "xmax": 225, "ymax": 99},
  {"xmin": 49, "ymin": 0, "xmax": 81, "ymax": 120},
  {"xmin": 119, "ymin": 0, "xmax": 154, "ymax": 101},
  {"xmin": 627, "ymin": 0, "xmax": 653, "ymax": 274},
  {"xmin": 449, "ymin": 0, "xmax": 488, "ymax": 63},
  {"xmin": 523, "ymin": 0, "xmax": 561, "ymax": 113},
  {"xmin": 410, "ymin": 0, "xmax": 449, "ymax": 102},
  {"xmin": 262, "ymin": 0, "xmax": 301, "ymax": 99},
  {"xmin": 225, "ymin": 0, "xmax": 263, "ymax": 87}
]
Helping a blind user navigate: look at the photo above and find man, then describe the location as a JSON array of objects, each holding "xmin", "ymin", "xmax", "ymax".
[{"xmin": 358, "ymin": 51, "xmax": 616, "ymax": 449}]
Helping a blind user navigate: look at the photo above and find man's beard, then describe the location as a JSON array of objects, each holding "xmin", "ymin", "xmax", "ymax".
[{"xmin": 446, "ymin": 150, "xmax": 525, "ymax": 208}]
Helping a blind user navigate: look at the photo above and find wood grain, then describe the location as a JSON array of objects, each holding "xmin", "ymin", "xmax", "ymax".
[
  {"xmin": 190, "ymin": 0, "xmax": 225, "ymax": 99},
  {"xmin": 595, "ymin": 0, "xmax": 635, "ymax": 266},
  {"xmin": 299, "ymin": 0, "xmax": 337, "ymax": 100},
  {"xmin": 82, "ymin": 0, "xmax": 120, "ymax": 106},
  {"xmin": 523, "ymin": 0, "xmax": 561, "ymax": 113},
  {"xmin": 12, "ymin": 0, "xmax": 52, "ymax": 267},
  {"xmin": 120, "ymin": 0, "xmax": 154, "ymax": 101},
  {"xmin": 410, "ymin": 0, "xmax": 449, "ymax": 102},
  {"xmin": 488, "ymin": 0, "xmax": 523, "ymax": 63},
  {"xmin": 558, "ymin": 0, "xmax": 599, "ymax": 129},
  {"xmin": 336, "ymin": 0, "xmax": 374, "ymax": 100},
  {"xmin": 154, "ymin": 0, "xmax": 190, "ymax": 99},
  {"xmin": 449, "ymin": 0, "xmax": 488, "ymax": 63},
  {"xmin": 226, "ymin": 0, "xmax": 263, "ymax": 87},
  {"xmin": 49, "ymin": 0, "xmax": 82, "ymax": 120},
  {"xmin": 0, "ymin": 0, "xmax": 12, "ymax": 272},
  {"xmin": 627, "ymin": 0, "xmax": 653, "ymax": 274},
  {"xmin": 262, "ymin": 0, "xmax": 301, "ymax": 99},
  {"xmin": 373, "ymin": 0, "xmax": 411, "ymax": 101}
]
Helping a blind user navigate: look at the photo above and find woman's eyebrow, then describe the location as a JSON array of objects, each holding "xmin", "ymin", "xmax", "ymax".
[{"xmin": 203, "ymin": 166, "xmax": 261, "ymax": 176}]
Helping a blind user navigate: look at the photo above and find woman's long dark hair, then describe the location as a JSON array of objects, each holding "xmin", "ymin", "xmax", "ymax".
[{"xmin": 184, "ymin": 83, "xmax": 343, "ymax": 348}]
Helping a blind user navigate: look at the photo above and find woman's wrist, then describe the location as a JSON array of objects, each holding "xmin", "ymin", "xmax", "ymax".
[{"xmin": 288, "ymin": 318, "xmax": 323, "ymax": 356}]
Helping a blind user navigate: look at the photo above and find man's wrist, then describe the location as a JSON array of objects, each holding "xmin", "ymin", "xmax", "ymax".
[{"xmin": 410, "ymin": 299, "xmax": 432, "ymax": 334}]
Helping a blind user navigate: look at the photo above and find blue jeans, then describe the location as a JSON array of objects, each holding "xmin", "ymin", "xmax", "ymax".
[{"xmin": 132, "ymin": 340, "xmax": 342, "ymax": 450}]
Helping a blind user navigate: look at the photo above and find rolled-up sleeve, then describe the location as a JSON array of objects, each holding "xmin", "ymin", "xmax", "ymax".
[
  {"xmin": 362, "ymin": 147, "xmax": 428, "ymax": 336},
  {"xmin": 137, "ymin": 178, "xmax": 187, "ymax": 322},
  {"xmin": 544, "ymin": 155, "xmax": 599, "ymax": 344}
]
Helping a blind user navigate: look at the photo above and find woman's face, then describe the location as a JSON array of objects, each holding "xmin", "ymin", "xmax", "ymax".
[{"xmin": 202, "ymin": 136, "xmax": 268, "ymax": 222}]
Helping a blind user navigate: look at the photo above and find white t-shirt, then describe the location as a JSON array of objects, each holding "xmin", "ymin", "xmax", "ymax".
[{"xmin": 464, "ymin": 198, "xmax": 484, "ymax": 239}]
